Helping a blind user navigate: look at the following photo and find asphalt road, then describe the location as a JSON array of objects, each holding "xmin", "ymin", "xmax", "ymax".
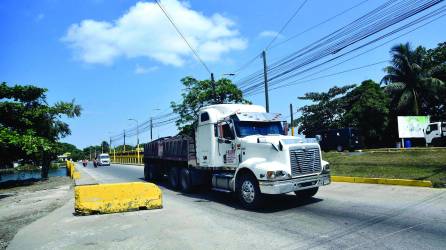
[{"xmin": 9, "ymin": 163, "xmax": 446, "ymax": 249}]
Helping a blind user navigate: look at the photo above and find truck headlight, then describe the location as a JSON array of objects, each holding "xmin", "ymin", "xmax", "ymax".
[
  {"xmin": 322, "ymin": 164, "xmax": 330, "ymax": 174},
  {"xmin": 266, "ymin": 170, "xmax": 290, "ymax": 180}
]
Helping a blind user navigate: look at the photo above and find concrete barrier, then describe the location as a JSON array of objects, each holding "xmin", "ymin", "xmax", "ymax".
[
  {"xmin": 74, "ymin": 182, "xmax": 163, "ymax": 215},
  {"xmin": 332, "ymin": 176, "xmax": 433, "ymax": 187}
]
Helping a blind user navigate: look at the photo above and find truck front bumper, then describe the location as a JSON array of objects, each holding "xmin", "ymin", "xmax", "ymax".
[{"xmin": 258, "ymin": 174, "xmax": 330, "ymax": 195}]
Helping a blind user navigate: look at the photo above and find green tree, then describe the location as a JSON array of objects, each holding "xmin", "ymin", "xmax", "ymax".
[
  {"xmin": 57, "ymin": 142, "xmax": 84, "ymax": 161},
  {"xmin": 0, "ymin": 82, "xmax": 81, "ymax": 178},
  {"xmin": 342, "ymin": 80, "xmax": 390, "ymax": 147},
  {"xmin": 171, "ymin": 76, "xmax": 250, "ymax": 135},
  {"xmin": 295, "ymin": 85, "xmax": 355, "ymax": 136},
  {"xmin": 381, "ymin": 43, "xmax": 445, "ymax": 116}
]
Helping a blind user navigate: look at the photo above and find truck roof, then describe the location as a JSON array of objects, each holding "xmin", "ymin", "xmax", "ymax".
[{"xmin": 199, "ymin": 104, "xmax": 266, "ymax": 123}]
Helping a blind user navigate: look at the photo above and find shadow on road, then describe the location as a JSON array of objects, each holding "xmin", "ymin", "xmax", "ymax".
[{"xmin": 151, "ymin": 179, "xmax": 323, "ymax": 213}]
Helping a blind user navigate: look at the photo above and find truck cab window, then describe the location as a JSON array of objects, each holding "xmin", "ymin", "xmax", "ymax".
[
  {"xmin": 222, "ymin": 123, "xmax": 234, "ymax": 140},
  {"xmin": 200, "ymin": 112, "xmax": 209, "ymax": 122},
  {"xmin": 427, "ymin": 124, "xmax": 437, "ymax": 134}
]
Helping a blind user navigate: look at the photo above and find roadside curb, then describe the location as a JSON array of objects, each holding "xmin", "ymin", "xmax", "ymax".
[{"xmin": 331, "ymin": 176, "xmax": 433, "ymax": 187}]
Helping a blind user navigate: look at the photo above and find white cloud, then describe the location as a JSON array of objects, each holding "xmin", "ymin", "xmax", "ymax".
[
  {"xmin": 62, "ymin": 0, "xmax": 247, "ymax": 66},
  {"xmin": 134, "ymin": 65, "xmax": 159, "ymax": 74},
  {"xmin": 258, "ymin": 30, "xmax": 283, "ymax": 39}
]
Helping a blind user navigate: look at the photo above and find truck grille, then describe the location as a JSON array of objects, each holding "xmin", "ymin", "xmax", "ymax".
[{"xmin": 289, "ymin": 147, "xmax": 321, "ymax": 176}]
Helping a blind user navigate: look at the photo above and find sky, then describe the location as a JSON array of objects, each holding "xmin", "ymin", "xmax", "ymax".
[{"xmin": 1, "ymin": 0, "xmax": 445, "ymax": 149}]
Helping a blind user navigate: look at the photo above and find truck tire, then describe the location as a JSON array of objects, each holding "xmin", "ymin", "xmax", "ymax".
[
  {"xmin": 179, "ymin": 168, "xmax": 192, "ymax": 193},
  {"xmin": 236, "ymin": 173, "xmax": 262, "ymax": 210},
  {"xmin": 149, "ymin": 163, "xmax": 161, "ymax": 181},
  {"xmin": 295, "ymin": 187, "xmax": 319, "ymax": 200},
  {"xmin": 168, "ymin": 167, "xmax": 179, "ymax": 189},
  {"xmin": 336, "ymin": 145, "xmax": 344, "ymax": 152},
  {"xmin": 144, "ymin": 163, "xmax": 150, "ymax": 181}
]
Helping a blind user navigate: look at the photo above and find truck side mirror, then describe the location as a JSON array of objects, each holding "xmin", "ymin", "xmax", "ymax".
[{"xmin": 315, "ymin": 135, "xmax": 322, "ymax": 142}]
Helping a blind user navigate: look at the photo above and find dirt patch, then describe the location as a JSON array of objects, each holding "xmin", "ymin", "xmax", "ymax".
[{"xmin": 0, "ymin": 176, "xmax": 73, "ymax": 249}]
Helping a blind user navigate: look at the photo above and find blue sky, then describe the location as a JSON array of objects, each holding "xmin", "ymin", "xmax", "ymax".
[{"xmin": 1, "ymin": 0, "xmax": 445, "ymax": 149}]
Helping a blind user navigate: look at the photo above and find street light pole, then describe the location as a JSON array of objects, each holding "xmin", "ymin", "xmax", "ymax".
[{"xmin": 128, "ymin": 118, "xmax": 140, "ymax": 164}]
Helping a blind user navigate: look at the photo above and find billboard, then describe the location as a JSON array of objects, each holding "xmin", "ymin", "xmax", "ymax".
[{"xmin": 397, "ymin": 116, "xmax": 430, "ymax": 138}]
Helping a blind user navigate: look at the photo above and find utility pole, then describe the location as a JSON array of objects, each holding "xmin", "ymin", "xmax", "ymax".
[
  {"xmin": 150, "ymin": 117, "xmax": 153, "ymax": 141},
  {"xmin": 109, "ymin": 137, "xmax": 112, "ymax": 153},
  {"xmin": 290, "ymin": 103, "xmax": 295, "ymax": 136},
  {"xmin": 123, "ymin": 130, "xmax": 126, "ymax": 152},
  {"xmin": 262, "ymin": 50, "xmax": 269, "ymax": 112},
  {"xmin": 211, "ymin": 73, "xmax": 216, "ymax": 103}
]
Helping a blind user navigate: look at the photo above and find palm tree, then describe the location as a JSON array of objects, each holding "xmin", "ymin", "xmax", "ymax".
[{"xmin": 381, "ymin": 43, "xmax": 444, "ymax": 115}]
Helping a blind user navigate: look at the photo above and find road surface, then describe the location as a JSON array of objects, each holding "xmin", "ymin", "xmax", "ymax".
[{"xmin": 9, "ymin": 163, "xmax": 446, "ymax": 249}]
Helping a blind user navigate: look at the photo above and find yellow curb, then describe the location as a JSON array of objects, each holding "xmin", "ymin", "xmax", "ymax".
[
  {"xmin": 74, "ymin": 182, "xmax": 163, "ymax": 215},
  {"xmin": 331, "ymin": 176, "xmax": 432, "ymax": 187}
]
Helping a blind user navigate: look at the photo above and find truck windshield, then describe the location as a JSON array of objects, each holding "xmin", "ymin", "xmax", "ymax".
[
  {"xmin": 234, "ymin": 121, "xmax": 283, "ymax": 137},
  {"xmin": 100, "ymin": 155, "xmax": 109, "ymax": 159}
]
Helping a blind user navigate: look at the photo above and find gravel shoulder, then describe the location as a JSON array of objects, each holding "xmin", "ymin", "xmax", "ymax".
[{"xmin": 0, "ymin": 176, "xmax": 73, "ymax": 249}]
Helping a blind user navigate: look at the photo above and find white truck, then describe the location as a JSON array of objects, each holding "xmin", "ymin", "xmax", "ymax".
[
  {"xmin": 143, "ymin": 104, "xmax": 330, "ymax": 209},
  {"xmin": 424, "ymin": 122, "xmax": 446, "ymax": 146}
]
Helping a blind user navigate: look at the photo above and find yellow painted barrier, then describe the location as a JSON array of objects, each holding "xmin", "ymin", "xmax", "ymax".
[
  {"xmin": 331, "ymin": 176, "xmax": 432, "ymax": 187},
  {"xmin": 74, "ymin": 182, "xmax": 163, "ymax": 215},
  {"xmin": 73, "ymin": 171, "xmax": 81, "ymax": 180},
  {"xmin": 65, "ymin": 160, "xmax": 78, "ymax": 179}
]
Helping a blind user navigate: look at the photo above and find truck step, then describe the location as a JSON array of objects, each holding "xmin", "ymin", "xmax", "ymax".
[{"xmin": 212, "ymin": 187, "xmax": 232, "ymax": 193}]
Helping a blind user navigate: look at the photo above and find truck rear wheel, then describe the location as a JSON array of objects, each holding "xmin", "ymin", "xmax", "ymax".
[
  {"xmin": 179, "ymin": 168, "xmax": 192, "ymax": 192},
  {"xmin": 168, "ymin": 167, "xmax": 179, "ymax": 189},
  {"xmin": 295, "ymin": 187, "xmax": 319, "ymax": 200},
  {"xmin": 144, "ymin": 163, "xmax": 150, "ymax": 181},
  {"xmin": 336, "ymin": 145, "xmax": 344, "ymax": 152},
  {"xmin": 236, "ymin": 173, "xmax": 262, "ymax": 209}
]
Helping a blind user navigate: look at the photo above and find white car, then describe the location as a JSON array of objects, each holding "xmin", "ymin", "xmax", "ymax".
[{"xmin": 97, "ymin": 153, "xmax": 111, "ymax": 166}]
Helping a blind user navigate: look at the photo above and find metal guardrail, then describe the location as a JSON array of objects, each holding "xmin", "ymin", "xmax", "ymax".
[{"xmin": 110, "ymin": 149, "xmax": 143, "ymax": 165}]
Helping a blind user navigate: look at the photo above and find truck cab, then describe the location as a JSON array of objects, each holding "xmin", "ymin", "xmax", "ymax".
[
  {"xmin": 424, "ymin": 122, "xmax": 446, "ymax": 146},
  {"xmin": 195, "ymin": 104, "xmax": 330, "ymax": 208}
]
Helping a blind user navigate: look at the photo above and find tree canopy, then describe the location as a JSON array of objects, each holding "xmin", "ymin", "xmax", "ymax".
[
  {"xmin": 0, "ymin": 82, "xmax": 81, "ymax": 178},
  {"xmin": 381, "ymin": 43, "xmax": 445, "ymax": 116},
  {"xmin": 171, "ymin": 76, "xmax": 250, "ymax": 135}
]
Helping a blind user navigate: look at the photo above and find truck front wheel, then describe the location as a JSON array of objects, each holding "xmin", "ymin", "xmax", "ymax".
[
  {"xmin": 295, "ymin": 187, "xmax": 319, "ymax": 200},
  {"xmin": 237, "ymin": 173, "xmax": 262, "ymax": 209}
]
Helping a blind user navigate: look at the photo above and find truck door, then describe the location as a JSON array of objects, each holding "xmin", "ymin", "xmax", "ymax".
[{"xmin": 217, "ymin": 122, "xmax": 237, "ymax": 168}]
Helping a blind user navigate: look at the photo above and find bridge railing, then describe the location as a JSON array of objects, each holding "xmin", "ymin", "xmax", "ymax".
[{"xmin": 110, "ymin": 149, "xmax": 143, "ymax": 165}]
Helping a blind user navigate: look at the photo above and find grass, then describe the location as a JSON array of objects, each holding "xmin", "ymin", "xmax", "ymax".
[{"xmin": 323, "ymin": 150, "xmax": 446, "ymax": 188}]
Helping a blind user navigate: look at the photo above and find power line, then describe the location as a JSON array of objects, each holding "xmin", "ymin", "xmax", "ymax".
[
  {"xmin": 245, "ymin": 6, "xmax": 446, "ymax": 97},
  {"xmin": 265, "ymin": 0, "xmax": 309, "ymax": 50},
  {"xmin": 270, "ymin": 0, "xmax": 370, "ymax": 49},
  {"xmin": 155, "ymin": 0, "xmax": 212, "ymax": 75},
  {"xmin": 232, "ymin": 0, "xmax": 309, "ymax": 78},
  {"xmin": 247, "ymin": 60, "xmax": 388, "ymax": 96},
  {"xmin": 240, "ymin": 0, "xmax": 445, "ymax": 94}
]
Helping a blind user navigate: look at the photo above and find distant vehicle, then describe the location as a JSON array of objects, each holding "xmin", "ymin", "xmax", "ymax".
[
  {"xmin": 143, "ymin": 104, "xmax": 330, "ymax": 209},
  {"xmin": 97, "ymin": 153, "xmax": 111, "ymax": 166},
  {"xmin": 424, "ymin": 122, "xmax": 446, "ymax": 146},
  {"xmin": 317, "ymin": 128, "xmax": 362, "ymax": 152}
]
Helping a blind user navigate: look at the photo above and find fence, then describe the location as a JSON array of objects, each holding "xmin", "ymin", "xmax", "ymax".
[{"xmin": 110, "ymin": 149, "xmax": 143, "ymax": 165}]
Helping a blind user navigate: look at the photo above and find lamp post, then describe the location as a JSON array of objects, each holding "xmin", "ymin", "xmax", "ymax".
[{"xmin": 128, "ymin": 118, "xmax": 140, "ymax": 164}]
